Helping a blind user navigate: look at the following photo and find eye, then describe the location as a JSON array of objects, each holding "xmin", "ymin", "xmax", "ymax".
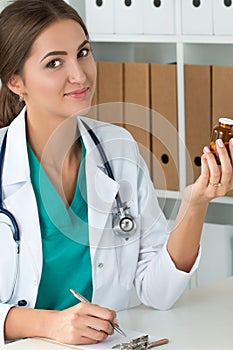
[
  {"xmin": 77, "ymin": 47, "xmax": 90, "ymax": 58},
  {"xmin": 46, "ymin": 58, "xmax": 62, "ymax": 69}
]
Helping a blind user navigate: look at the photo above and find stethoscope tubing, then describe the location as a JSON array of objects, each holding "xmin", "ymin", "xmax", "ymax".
[
  {"xmin": 0, "ymin": 131, "xmax": 20, "ymax": 242},
  {"xmin": 81, "ymin": 120, "xmax": 124, "ymax": 209},
  {"xmin": 0, "ymin": 131, "xmax": 7, "ymax": 208},
  {"xmin": 81, "ymin": 120, "xmax": 136, "ymax": 236}
]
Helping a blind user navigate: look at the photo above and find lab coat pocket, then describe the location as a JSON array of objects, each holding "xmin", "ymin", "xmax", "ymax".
[{"xmin": 115, "ymin": 216, "xmax": 141, "ymax": 289}]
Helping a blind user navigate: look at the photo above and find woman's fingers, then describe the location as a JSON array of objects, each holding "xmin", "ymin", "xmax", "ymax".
[
  {"xmin": 201, "ymin": 139, "xmax": 233, "ymax": 195},
  {"xmin": 214, "ymin": 139, "xmax": 233, "ymax": 192},
  {"xmin": 48, "ymin": 303, "xmax": 116, "ymax": 345},
  {"xmin": 202, "ymin": 145, "xmax": 221, "ymax": 185},
  {"xmin": 218, "ymin": 138, "xmax": 233, "ymax": 187}
]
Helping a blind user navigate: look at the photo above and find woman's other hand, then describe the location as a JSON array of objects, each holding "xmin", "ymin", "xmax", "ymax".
[{"xmin": 184, "ymin": 138, "xmax": 233, "ymax": 205}]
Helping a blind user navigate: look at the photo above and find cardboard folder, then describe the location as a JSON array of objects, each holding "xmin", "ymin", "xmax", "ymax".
[
  {"xmin": 97, "ymin": 61, "xmax": 124, "ymax": 126},
  {"xmin": 123, "ymin": 62, "xmax": 151, "ymax": 171},
  {"xmin": 184, "ymin": 64, "xmax": 211, "ymax": 185},
  {"xmin": 212, "ymin": 65, "xmax": 233, "ymax": 196},
  {"xmin": 150, "ymin": 63, "xmax": 179, "ymax": 191},
  {"xmin": 212, "ymin": 65, "xmax": 233, "ymax": 127}
]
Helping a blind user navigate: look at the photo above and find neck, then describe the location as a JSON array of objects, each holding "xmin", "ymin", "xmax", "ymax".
[
  {"xmin": 26, "ymin": 113, "xmax": 81, "ymax": 167},
  {"xmin": 26, "ymin": 112, "xmax": 83, "ymax": 206}
]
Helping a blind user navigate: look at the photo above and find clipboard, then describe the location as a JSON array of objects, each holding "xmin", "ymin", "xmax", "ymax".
[{"xmin": 9, "ymin": 330, "xmax": 168, "ymax": 349}]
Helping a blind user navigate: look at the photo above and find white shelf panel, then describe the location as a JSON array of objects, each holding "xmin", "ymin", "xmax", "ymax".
[
  {"xmin": 90, "ymin": 34, "xmax": 178, "ymax": 44},
  {"xmin": 156, "ymin": 190, "xmax": 233, "ymax": 205},
  {"xmin": 156, "ymin": 189, "xmax": 181, "ymax": 200},
  {"xmin": 182, "ymin": 36, "xmax": 233, "ymax": 44},
  {"xmin": 90, "ymin": 34, "xmax": 233, "ymax": 45}
]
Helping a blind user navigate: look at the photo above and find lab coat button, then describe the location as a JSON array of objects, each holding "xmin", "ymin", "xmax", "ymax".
[{"xmin": 98, "ymin": 262, "xmax": 104, "ymax": 269}]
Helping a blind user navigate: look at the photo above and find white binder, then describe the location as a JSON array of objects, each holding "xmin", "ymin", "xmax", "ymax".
[
  {"xmin": 0, "ymin": 0, "xmax": 8, "ymax": 11},
  {"xmin": 143, "ymin": 0, "xmax": 176, "ymax": 35},
  {"xmin": 85, "ymin": 0, "xmax": 114, "ymax": 35},
  {"xmin": 213, "ymin": 0, "xmax": 233, "ymax": 35},
  {"xmin": 181, "ymin": 0, "xmax": 213, "ymax": 35},
  {"xmin": 115, "ymin": 0, "xmax": 143, "ymax": 34}
]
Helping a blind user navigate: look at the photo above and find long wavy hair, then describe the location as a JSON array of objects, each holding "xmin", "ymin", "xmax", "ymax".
[{"xmin": 0, "ymin": 0, "xmax": 89, "ymax": 127}]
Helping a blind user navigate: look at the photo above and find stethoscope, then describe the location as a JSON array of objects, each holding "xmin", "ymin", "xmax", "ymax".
[
  {"xmin": 81, "ymin": 119, "xmax": 137, "ymax": 238},
  {"xmin": 0, "ymin": 121, "xmax": 136, "ymax": 304},
  {"xmin": 0, "ymin": 131, "xmax": 23, "ymax": 305}
]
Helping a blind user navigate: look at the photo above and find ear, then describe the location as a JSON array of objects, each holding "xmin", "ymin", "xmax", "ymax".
[{"xmin": 7, "ymin": 74, "xmax": 25, "ymax": 96}]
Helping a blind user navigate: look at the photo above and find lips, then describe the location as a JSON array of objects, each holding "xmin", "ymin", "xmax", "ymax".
[{"xmin": 65, "ymin": 87, "xmax": 89, "ymax": 98}]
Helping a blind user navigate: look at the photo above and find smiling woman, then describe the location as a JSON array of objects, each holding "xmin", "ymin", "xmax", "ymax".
[
  {"xmin": 8, "ymin": 20, "xmax": 96, "ymax": 128},
  {"xmin": 0, "ymin": 0, "xmax": 233, "ymax": 348},
  {"xmin": 0, "ymin": 1, "xmax": 91, "ymax": 128}
]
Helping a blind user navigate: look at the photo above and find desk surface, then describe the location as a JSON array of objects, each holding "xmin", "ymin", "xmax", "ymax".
[{"xmin": 5, "ymin": 277, "xmax": 233, "ymax": 350}]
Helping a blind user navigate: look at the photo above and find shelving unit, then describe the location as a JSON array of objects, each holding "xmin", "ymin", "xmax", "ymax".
[
  {"xmin": 1, "ymin": 0, "xmax": 232, "ymax": 287},
  {"xmin": 80, "ymin": 2, "xmax": 233, "ymax": 219},
  {"xmin": 78, "ymin": 1, "xmax": 233, "ymax": 289},
  {"xmin": 1, "ymin": 0, "xmax": 233, "ymax": 214}
]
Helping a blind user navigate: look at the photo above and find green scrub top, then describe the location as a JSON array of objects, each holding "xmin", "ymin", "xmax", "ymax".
[{"xmin": 27, "ymin": 139, "xmax": 93, "ymax": 310}]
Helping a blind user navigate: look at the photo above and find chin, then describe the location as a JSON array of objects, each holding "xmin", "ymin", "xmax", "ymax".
[
  {"xmin": 78, "ymin": 106, "xmax": 91, "ymax": 116},
  {"xmin": 67, "ymin": 103, "xmax": 92, "ymax": 118}
]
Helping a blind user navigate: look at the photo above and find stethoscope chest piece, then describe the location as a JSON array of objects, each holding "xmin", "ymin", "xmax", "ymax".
[{"xmin": 113, "ymin": 209, "xmax": 137, "ymax": 239}]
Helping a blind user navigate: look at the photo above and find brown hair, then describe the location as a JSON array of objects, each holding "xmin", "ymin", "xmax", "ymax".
[{"xmin": 0, "ymin": 0, "xmax": 89, "ymax": 127}]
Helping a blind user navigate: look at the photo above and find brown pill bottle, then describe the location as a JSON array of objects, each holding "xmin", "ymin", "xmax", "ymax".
[{"xmin": 210, "ymin": 117, "xmax": 233, "ymax": 165}]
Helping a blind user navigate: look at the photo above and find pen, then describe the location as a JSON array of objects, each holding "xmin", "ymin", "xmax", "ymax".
[{"xmin": 69, "ymin": 288, "xmax": 127, "ymax": 337}]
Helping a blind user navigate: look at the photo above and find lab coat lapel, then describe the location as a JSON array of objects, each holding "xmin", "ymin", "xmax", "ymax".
[
  {"xmin": 78, "ymin": 117, "xmax": 120, "ymax": 249},
  {"xmin": 2, "ymin": 108, "xmax": 30, "ymax": 186},
  {"xmin": 2, "ymin": 109, "xmax": 42, "ymax": 280}
]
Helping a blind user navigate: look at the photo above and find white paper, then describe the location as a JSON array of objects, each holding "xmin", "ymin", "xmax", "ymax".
[
  {"xmin": 37, "ymin": 329, "xmax": 160, "ymax": 350},
  {"xmin": 78, "ymin": 329, "xmax": 149, "ymax": 349}
]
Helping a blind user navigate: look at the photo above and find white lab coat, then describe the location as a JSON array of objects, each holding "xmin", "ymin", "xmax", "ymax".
[{"xmin": 0, "ymin": 108, "xmax": 200, "ymax": 344}]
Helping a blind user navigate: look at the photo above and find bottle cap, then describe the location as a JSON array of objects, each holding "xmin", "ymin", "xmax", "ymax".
[{"xmin": 219, "ymin": 117, "xmax": 233, "ymax": 126}]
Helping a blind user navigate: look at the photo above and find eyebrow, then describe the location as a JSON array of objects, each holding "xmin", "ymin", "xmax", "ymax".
[{"xmin": 40, "ymin": 39, "xmax": 90, "ymax": 62}]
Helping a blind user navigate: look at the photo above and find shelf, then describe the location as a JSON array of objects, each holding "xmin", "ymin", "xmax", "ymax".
[
  {"xmin": 90, "ymin": 34, "xmax": 178, "ymax": 44},
  {"xmin": 156, "ymin": 189, "xmax": 181, "ymax": 200},
  {"xmin": 90, "ymin": 34, "xmax": 233, "ymax": 45},
  {"xmin": 156, "ymin": 190, "xmax": 233, "ymax": 205}
]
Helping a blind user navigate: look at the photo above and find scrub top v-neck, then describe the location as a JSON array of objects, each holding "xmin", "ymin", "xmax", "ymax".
[{"xmin": 27, "ymin": 139, "xmax": 93, "ymax": 310}]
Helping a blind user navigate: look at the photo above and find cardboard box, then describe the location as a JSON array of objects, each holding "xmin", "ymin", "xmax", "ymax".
[
  {"xmin": 212, "ymin": 65, "xmax": 233, "ymax": 196},
  {"xmin": 97, "ymin": 61, "xmax": 123, "ymax": 126},
  {"xmin": 123, "ymin": 62, "xmax": 151, "ymax": 171},
  {"xmin": 184, "ymin": 64, "xmax": 211, "ymax": 185},
  {"xmin": 151, "ymin": 63, "xmax": 179, "ymax": 191}
]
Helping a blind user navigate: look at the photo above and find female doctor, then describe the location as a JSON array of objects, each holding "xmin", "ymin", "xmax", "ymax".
[{"xmin": 0, "ymin": 0, "xmax": 233, "ymax": 346}]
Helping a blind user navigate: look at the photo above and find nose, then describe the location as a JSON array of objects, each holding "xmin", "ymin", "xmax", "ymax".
[{"xmin": 68, "ymin": 60, "xmax": 86, "ymax": 85}]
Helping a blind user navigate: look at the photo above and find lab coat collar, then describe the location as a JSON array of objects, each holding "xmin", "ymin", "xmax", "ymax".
[
  {"xmin": 77, "ymin": 116, "xmax": 120, "ymax": 248},
  {"xmin": 2, "ymin": 109, "xmax": 120, "ymax": 195},
  {"xmin": 2, "ymin": 107, "xmax": 30, "ymax": 186},
  {"xmin": 2, "ymin": 109, "xmax": 120, "ymax": 247}
]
